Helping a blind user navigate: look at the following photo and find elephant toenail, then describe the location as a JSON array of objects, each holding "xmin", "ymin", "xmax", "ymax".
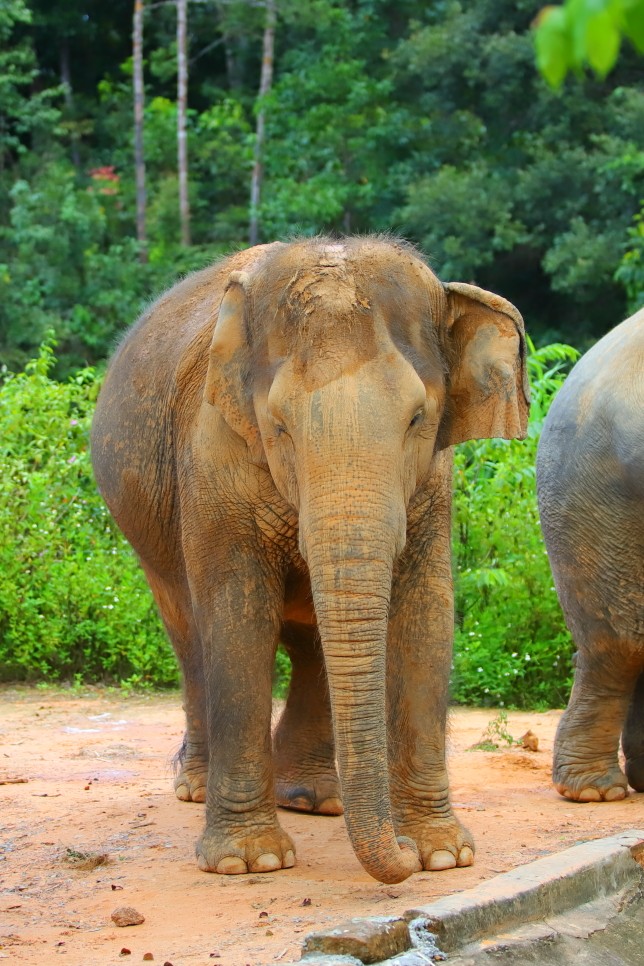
[
  {"xmin": 283, "ymin": 850, "xmax": 295, "ymax": 868},
  {"xmin": 216, "ymin": 856, "xmax": 248, "ymax": 874},
  {"xmin": 605, "ymin": 786, "xmax": 627, "ymax": 801},
  {"xmin": 578, "ymin": 787, "xmax": 601, "ymax": 801},
  {"xmin": 428, "ymin": 849, "xmax": 457, "ymax": 871},
  {"xmin": 318, "ymin": 797, "xmax": 344, "ymax": 815},
  {"xmin": 251, "ymin": 852, "xmax": 281, "ymax": 873},
  {"xmin": 457, "ymin": 846, "xmax": 474, "ymax": 867}
]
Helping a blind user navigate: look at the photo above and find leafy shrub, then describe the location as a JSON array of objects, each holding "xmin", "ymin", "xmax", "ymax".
[
  {"xmin": 468, "ymin": 710, "xmax": 521, "ymax": 751},
  {"xmin": 0, "ymin": 339, "xmax": 580, "ymax": 707},
  {"xmin": 451, "ymin": 340, "xmax": 580, "ymax": 709},
  {"xmin": 0, "ymin": 339, "xmax": 176, "ymax": 687},
  {"xmin": 615, "ymin": 204, "xmax": 644, "ymax": 313}
]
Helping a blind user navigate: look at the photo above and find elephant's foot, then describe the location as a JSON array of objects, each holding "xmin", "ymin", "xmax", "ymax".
[
  {"xmin": 552, "ymin": 686, "xmax": 631, "ymax": 802},
  {"xmin": 552, "ymin": 757, "xmax": 628, "ymax": 802},
  {"xmin": 196, "ymin": 822, "xmax": 296, "ymax": 874},
  {"xmin": 273, "ymin": 734, "xmax": 343, "ymax": 814},
  {"xmin": 275, "ymin": 768, "xmax": 343, "ymax": 815},
  {"xmin": 174, "ymin": 764, "xmax": 208, "ymax": 803},
  {"xmin": 173, "ymin": 737, "xmax": 208, "ymax": 803},
  {"xmin": 398, "ymin": 815, "xmax": 474, "ymax": 872}
]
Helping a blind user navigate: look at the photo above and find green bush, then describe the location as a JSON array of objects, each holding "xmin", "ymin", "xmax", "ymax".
[
  {"xmin": 451, "ymin": 340, "xmax": 580, "ymax": 709},
  {"xmin": 0, "ymin": 339, "xmax": 176, "ymax": 687},
  {"xmin": 0, "ymin": 338, "xmax": 580, "ymax": 707},
  {"xmin": 615, "ymin": 204, "xmax": 644, "ymax": 313}
]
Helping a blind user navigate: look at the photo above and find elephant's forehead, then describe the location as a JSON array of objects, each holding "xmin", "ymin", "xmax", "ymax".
[
  {"xmin": 270, "ymin": 344, "xmax": 422, "ymax": 405},
  {"xmin": 259, "ymin": 266, "xmax": 435, "ymax": 355}
]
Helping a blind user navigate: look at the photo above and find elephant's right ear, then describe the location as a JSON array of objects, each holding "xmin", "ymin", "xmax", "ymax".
[{"xmin": 204, "ymin": 271, "xmax": 261, "ymax": 454}]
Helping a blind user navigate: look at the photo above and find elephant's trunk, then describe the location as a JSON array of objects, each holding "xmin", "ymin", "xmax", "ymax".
[{"xmin": 300, "ymin": 476, "xmax": 420, "ymax": 884}]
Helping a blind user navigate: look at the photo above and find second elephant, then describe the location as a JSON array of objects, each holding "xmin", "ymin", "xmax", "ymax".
[{"xmin": 537, "ymin": 307, "xmax": 644, "ymax": 802}]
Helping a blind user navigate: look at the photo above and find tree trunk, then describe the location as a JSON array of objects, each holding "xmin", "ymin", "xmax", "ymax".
[
  {"xmin": 249, "ymin": 0, "xmax": 276, "ymax": 247},
  {"xmin": 133, "ymin": 0, "xmax": 147, "ymax": 263},
  {"xmin": 223, "ymin": 28, "xmax": 240, "ymax": 89},
  {"xmin": 177, "ymin": 0, "xmax": 191, "ymax": 247},
  {"xmin": 60, "ymin": 39, "xmax": 81, "ymax": 170}
]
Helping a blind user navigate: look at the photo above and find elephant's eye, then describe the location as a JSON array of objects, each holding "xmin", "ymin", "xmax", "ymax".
[
  {"xmin": 274, "ymin": 424, "xmax": 288, "ymax": 438},
  {"xmin": 409, "ymin": 409, "xmax": 425, "ymax": 430}
]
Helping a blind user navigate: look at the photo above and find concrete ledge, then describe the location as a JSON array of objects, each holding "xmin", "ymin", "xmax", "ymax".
[
  {"xmin": 291, "ymin": 830, "xmax": 644, "ymax": 965},
  {"xmin": 302, "ymin": 916, "xmax": 411, "ymax": 963},
  {"xmin": 406, "ymin": 829, "xmax": 644, "ymax": 952}
]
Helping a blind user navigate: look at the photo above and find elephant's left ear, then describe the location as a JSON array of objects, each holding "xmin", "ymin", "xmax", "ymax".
[{"xmin": 437, "ymin": 282, "xmax": 530, "ymax": 448}]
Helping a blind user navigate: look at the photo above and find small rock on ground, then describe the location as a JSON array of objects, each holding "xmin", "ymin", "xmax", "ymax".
[{"xmin": 111, "ymin": 906, "xmax": 146, "ymax": 927}]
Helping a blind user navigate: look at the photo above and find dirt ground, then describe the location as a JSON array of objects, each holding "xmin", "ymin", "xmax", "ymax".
[{"xmin": 2, "ymin": 688, "xmax": 643, "ymax": 966}]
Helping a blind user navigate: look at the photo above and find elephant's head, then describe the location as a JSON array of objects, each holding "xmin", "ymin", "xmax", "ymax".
[{"xmin": 204, "ymin": 237, "xmax": 529, "ymax": 883}]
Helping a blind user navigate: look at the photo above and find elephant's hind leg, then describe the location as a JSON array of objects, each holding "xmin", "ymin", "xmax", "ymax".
[
  {"xmin": 273, "ymin": 623, "xmax": 343, "ymax": 816},
  {"xmin": 142, "ymin": 565, "xmax": 208, "ymax": 804},
  {"xmin": 553, "ymin": 649, "xmax": 634, "ymax": 802},
  {"xmin": 623, "ymin": 669, "xmax": 644, "ymax": 791}
]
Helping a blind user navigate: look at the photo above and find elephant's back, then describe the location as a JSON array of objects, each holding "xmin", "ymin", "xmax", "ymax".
[
  {"xmin": 93, "ymin": 244, "xmax": 282, "ymax": 459},
  {"xmin": 91, "ymin": 262, "xmax": 225, "ymax": 501},
  {"xmin": 537, "ymin": 309, "xmax": 644, "ymax": 499},
  {"xmin": 91, "ymin": 244, "xmax": 282, "ymax": 565},
  {"xmin": 558, "ymin": 307, "xmax": 643, "ymax": 425}
]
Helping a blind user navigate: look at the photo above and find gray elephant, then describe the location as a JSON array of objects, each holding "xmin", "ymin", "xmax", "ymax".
[
  {"xmin": 91, "ymin": 236, "xmax": 529, "ymax": 884},
  {"xmin": 537, "ymin": 307, "xmax": 644, "ymax": 802}
]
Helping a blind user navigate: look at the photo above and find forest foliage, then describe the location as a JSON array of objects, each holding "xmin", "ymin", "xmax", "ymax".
[{"xmin": 1, "ymin": 0, "xmax": 643, "ymax": 376}]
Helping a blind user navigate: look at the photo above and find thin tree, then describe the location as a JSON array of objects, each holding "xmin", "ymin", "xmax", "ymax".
[
  {"xmin": 177, "ymin": 0, "xmax": 191, "ymax": 246},
  {"xmin": 133, "ymin": 0, "xmax": 147, "ymax": 262},
  {"xmin": 249, "ymin": 0, "xmax": 276, "ymax": 246},
  {"xmin": 59, "ymin": 38, "xmax": 81, "ymax": 169}
]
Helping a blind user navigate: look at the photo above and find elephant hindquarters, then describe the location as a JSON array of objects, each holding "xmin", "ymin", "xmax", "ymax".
[{"xmin": 538, "ymin": 422, "xmax": 644, "ymax": 802}]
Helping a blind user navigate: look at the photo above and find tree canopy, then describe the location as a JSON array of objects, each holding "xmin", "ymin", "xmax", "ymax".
[{"xmin": 1, "ymin": 0, "xmax": 643, "ymax": 374}]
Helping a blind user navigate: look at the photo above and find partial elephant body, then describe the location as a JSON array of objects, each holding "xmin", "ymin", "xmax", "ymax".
[
  {"xmin": 536, "ymin": 307, "xmax": 644, "ymax": 802},
  {"xmin": 92, "ymin": 237, "xmax": 528, "ymax": 883}
]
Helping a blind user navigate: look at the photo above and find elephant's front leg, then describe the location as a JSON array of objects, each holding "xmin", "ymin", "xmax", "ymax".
[
  {"xmin": 191, "ymin": 552, "xmax": 295, "ymax": 874},
  {"xmin": 387, "ymin": 479, "xmax": 474, "ymax": 872}
]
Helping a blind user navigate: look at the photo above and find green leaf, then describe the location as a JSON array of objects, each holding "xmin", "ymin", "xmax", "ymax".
[
  {"xmin": 535, "ymin": 7, "xmax": 573, "ymax": 88},
  {"xmin": 623, "ymin": 1, "xmax": 644, "ymax": 52},
  {"xmin": 585, "ymin": 10, "xmax": 621, "ymax": 74}
]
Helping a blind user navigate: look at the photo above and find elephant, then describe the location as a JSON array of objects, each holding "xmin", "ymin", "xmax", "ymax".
[
  {"xmin": 536, "ymin": 307, "xmax": 644, "ymax": 803},
  {"xmin": 91, "ymin": 236, "xmax": 529, "ymax": 884}
]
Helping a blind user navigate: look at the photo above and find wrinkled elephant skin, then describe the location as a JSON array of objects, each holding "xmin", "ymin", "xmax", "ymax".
[
  {"xmin": 91, "ymin": 237, "xmax": 529, "ymax": 883},
  {"xmin": 537, "ymin": 307, "xmax": 644, "ymax": 803}
]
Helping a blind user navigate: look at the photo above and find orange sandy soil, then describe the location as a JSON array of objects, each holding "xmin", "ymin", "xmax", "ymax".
[{"xmin": 2, "ymin": 688, "xmax": 643, "ymax": 966}]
